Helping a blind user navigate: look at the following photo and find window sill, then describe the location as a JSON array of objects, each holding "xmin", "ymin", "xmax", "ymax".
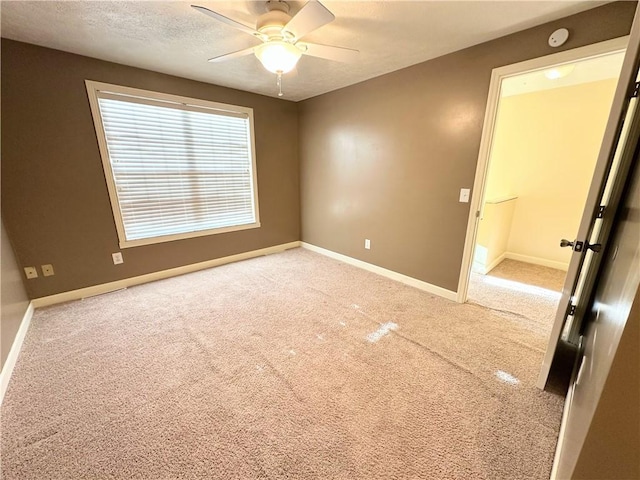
[{"xmin": 118, "ymin": 222, "xmax": 261, "ymax": 249}]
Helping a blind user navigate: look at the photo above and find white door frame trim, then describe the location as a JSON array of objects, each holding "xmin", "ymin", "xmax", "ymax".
[{"xmin": 456, "ymin": 36, "xmax": 629, "ymax": 304}]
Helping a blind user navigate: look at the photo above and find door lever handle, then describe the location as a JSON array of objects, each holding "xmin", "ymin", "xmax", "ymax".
[
  {"xmin": 560, "ymin": 239, "xmax": 584, "ymax": 252},
  {"xmin": 587, "ymin": 243, "xmax": 602, "ymax": 253},
  {"xmin": 560, "ymin": 239, "xmax": 601, "ymax": 253}
]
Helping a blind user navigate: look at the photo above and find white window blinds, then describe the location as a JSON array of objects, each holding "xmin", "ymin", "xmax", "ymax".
[{"xmin": 86, "ymin": 82, "xmax": 259, "ymax": 248}]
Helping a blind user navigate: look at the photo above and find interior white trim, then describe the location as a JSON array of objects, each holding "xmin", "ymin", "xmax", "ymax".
[
  {"xmin": 0, "ymin": 302, "xmax": 34, "ymax": 406},
  {"xmin": 505, "ymin": 252, "xmax": 569, "ymax": 271},
  {"xmin": 32, "ymin": 241, "xmax": 301, "ymax": 308},
  {"xmin": 456, "ymin": 35, "xmax": 629, "ymax": 304},
  {"xmin": 301, "ymin": 242, "xmax": 458, "ymax": 302},
  {"xmin": 474, "ymin": 252, "xmax": 507, "ymax": 275},
  {"xmin": 551, "ymin": 378, "xmax": 578, "ymax": 480},
  {"xmin": 550, "ymin": 338, "xmax": 583, "ymax": 480},
  {"xmin": 85, "ymin": 80, "xmax": 260, "ymax": 250}
]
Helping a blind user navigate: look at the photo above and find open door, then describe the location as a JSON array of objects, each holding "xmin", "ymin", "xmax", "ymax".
[{"xmin": 538, "ymin": 5, "xmax": 640, "ymax": 390}]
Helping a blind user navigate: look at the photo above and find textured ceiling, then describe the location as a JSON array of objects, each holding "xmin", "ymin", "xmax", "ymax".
[{"xmin": 1, "ymin": 1, "xmax": 610, "ymax": 101}]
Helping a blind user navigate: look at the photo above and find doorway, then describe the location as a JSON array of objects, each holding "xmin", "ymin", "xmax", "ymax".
[{"xmin": 457, "ymin": 38, "xmax": 628, "ymax": 337}]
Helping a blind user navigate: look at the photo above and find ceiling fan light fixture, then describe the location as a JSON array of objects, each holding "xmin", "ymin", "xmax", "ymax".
[{"xmin": 255, "ymin": 41, "xmax": 301, "ymax": 74}]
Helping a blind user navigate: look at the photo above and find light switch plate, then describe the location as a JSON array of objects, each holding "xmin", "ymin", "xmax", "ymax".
[
  {"xmin": 364, "ymin": 239, "xmax": 371, "ymax": 250},
  {"xmin": 112, "ymin": 252, "xmax": 124, "ymax": 265},
  {"xmin": 459, "ymin": 188, "xmax": 471, "ymax": 203}
]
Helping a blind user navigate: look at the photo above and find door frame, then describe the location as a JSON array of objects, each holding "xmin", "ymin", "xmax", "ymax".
[{"xmin": 456, "ymin": 36, "xmax": 630, "ymax": 304}]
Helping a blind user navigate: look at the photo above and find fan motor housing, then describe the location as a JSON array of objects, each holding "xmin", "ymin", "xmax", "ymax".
[
  {"xmin": 257, "ymin": 11, "xmax": 290, "ymax": 33},
  {"xmin": 257, "ymin": 1, "xmax": 292, "ymax": 38}
]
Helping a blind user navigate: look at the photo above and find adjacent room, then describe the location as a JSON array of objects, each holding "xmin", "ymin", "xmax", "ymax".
[
  {"xmin": 466, "ymin": 51, "xmax": 624, "ymax": 335},
  {"xmin": 1, "ymin": 2, "xmax": 639, "ymax": 479}
]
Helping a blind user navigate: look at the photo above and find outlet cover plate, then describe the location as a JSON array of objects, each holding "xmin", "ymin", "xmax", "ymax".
[
  {"xmin": 24, "ymin": 266, "xmax": 38, "ymax": 279},
  {"xmin": 42, "ymin": 264, "xmax": 55, "ymax": 276},
  {"xmin": 112, "ymin": 252, "xmax": 124, "ymax": 265}
]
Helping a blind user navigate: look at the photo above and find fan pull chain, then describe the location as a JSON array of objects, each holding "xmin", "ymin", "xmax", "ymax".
[{"xmin": 277, "ymin": 72, "xmax": 284, "ymax": 97}]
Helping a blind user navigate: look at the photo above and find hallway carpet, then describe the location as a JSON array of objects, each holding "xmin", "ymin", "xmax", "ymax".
[
  {"xmin": 468, "ymin": 259, "xmax": 566, "ymax": 337},
  {"xmin": 1, "ymin": 248, "xmax": 564, "ymax": 479}
]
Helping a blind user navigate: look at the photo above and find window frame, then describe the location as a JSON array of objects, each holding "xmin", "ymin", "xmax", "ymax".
[{"xmin": 85, "ymin": 80, "xmax": 260, "ymax": 249}]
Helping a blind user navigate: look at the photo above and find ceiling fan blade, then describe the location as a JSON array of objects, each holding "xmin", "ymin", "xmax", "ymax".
[
  {"xmin": 298, "ymin": 42, "xmax": 359, "ymax": 63},
  {"xmin": 208, "ymin": 46, "xmax": 256, "ymax": 63},
  {"xmin": 283, "ymin": 1, "xmax": 335, "ymax": 41},
  {"xmin": 192, "ymin": 5, "xmax": 262, "ymax": 38}
]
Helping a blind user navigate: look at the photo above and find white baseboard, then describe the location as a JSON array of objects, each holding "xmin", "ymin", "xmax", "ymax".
[
  {"xmin": 474, "ymin": 253, "xmax": 507, "ymax": 275},
  {"xmin": 32, "ymin": 241, "xmax": 301, "ymax": 308},
  {"xmin": 505, "ymin": 252, "xmax": 569, "ymax": 271},
  {"xmin": 484, "ymin": 253, "xmax": 507, "ymax": 274},
  {"xmin": 0, "ymin": 302, "xmax": 34, "ymax": 406},
  {"xmin": 300, "ymin": 242, "xmax": 458, "ymax": 302}
]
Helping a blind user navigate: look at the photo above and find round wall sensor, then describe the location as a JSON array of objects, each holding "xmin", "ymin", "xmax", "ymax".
[{"xmin": 549, "ymin": 28, "xmax": 569, "ymax": 47}]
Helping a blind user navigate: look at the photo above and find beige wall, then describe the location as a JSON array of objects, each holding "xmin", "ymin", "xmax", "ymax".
[
  {"xmin": 299, "ymin": 2, "xmax": 634, "ymax": 292},
  {"xmin": 1, "ymin": 40, "xmax": 300, "ymax": 299},
  {"xmin": 474, "ymin": 198, "xmax": 516, "ymax": 273},
  {"xmin": 483, "ymin": 79, "xmax": 618, "ymax": 270},
  {"xmin": 1, "ymin": 220, "xmax": 30, "ymax": 369}
]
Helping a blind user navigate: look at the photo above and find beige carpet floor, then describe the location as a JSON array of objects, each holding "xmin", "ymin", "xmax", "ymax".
[
  {"xmin": 1, "ymin": 248, "xmax": 564, "ymax": 479},
  {"xmin": 468, "ymin": 259, "xmax": 566, "ymax": 337}
]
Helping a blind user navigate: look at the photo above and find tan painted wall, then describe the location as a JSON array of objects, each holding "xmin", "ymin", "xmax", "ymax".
[
  {"xmin": 484, "ymin": 79, "xmax": 618, "ymax": 269},
  {"xmin": 299, "ymin": 2, "xmax": 634, "ymax": 292},
  {"xmin": 1, "ymin": 40, "xmax": 300, "ymax": 299},
  {"xmin": 1, "ymin": 220, "xmax": 30, "ymax": 369}
]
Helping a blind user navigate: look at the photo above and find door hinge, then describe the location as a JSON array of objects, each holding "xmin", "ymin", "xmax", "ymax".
[
  {"xmin": 568, "ymin": 304, "xmax": 577, "ymax": 316},
  {"xmin": 633, "ymin": 82, "xmax": 640, "ymax": 98},
  {"xmin": 597, "ymin": 205, "xmax": 606, "ymax": 218}
]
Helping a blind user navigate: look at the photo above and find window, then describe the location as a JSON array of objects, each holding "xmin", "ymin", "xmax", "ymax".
[{"xmin": 85, "ymin": 81, "xmax": 260, "ymax": 248}]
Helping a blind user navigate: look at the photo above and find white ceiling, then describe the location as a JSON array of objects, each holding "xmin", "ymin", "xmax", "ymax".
[
  {"xmin": 1, "ymin": 1, "xmax": 610, "ymax": 101},
  {"xmin": 501, "ymin": 50, "xmax": 625, "ymax": 97}
]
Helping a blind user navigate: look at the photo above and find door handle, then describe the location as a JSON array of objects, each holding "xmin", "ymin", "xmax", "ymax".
[
  {"xmin": 560, "ymin": 239, "xmax": 601, "ymax": 253},
  {"xmin": 560, "ymin": 239, "xmax": 584, "ymax": 252},
  {"xmin": 560, "ymin": 239, "xmax": 575, "ymax": 248},
  {"xmin": 587, "ymin": 243, "xmax": 602, "ymax": 253},
  {"xmin": 560, "ymin": 239, "xmax": 583, "ymax": 251}
]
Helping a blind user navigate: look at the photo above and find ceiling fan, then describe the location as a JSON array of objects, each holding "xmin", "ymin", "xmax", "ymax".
[{"xmin": 192, "ymin": 0, "xmax": 358, "ymax": 96}]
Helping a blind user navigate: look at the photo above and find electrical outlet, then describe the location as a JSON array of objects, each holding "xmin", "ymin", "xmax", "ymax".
[
  {"xmin": 24, "ymin": 266, "xmax": 38, "ymax": 279},
  {"xmin": 365, "ymin": 239, "xmax": 371, "ymax": 250},
  {"xmin": 459, "ymin": 188, "xmax": 471, "ymax": 203},
  {"xmin": 41, "ymin": 264, "xmax": 55, "ymax": 277},
  {"xmin": 112, "ymin": 252, "xmax": 124, "ymax": 265}
]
